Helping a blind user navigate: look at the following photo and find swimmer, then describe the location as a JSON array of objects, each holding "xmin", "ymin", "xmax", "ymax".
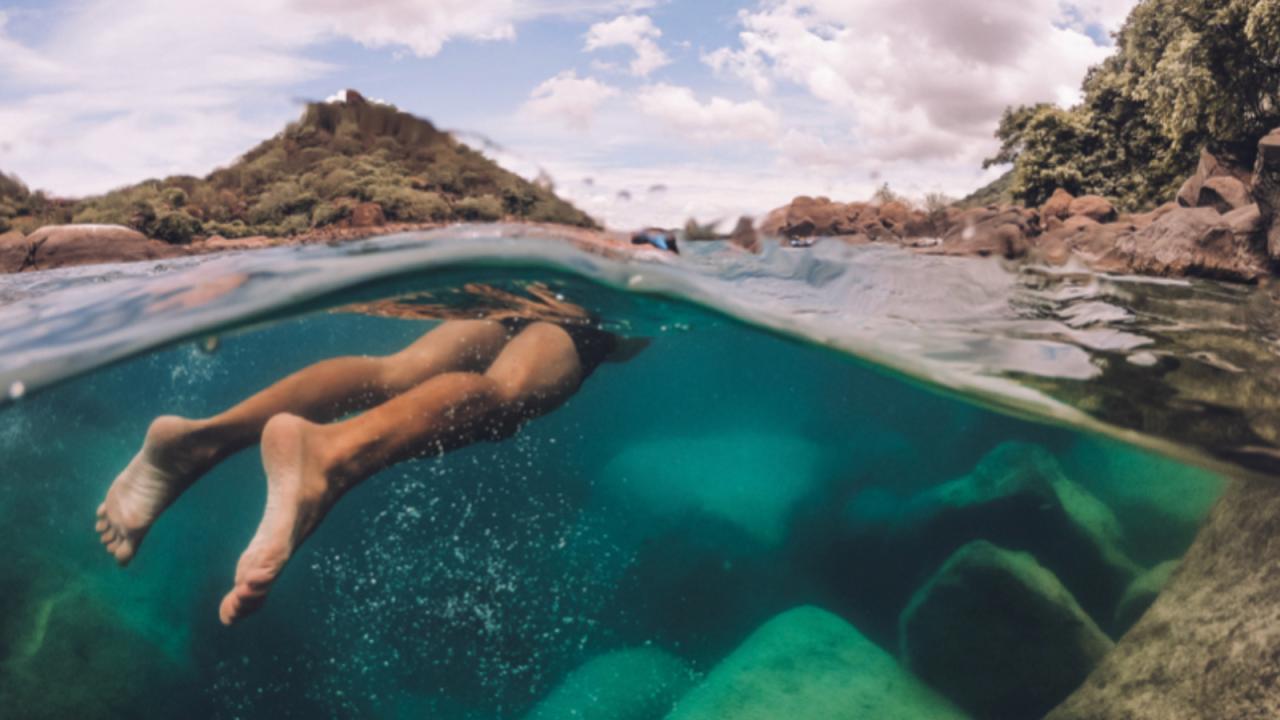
[{"xmin": 96, "ymin": 286, "xmax": 644, "ymax": 625}]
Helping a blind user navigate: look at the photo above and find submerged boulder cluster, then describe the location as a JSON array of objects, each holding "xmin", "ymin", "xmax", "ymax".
[
  {"xmin": 763, "ymin": 128, "xmax": 1280, "ymax": 283},
  {"xmin": 520, "ymin": 439, "xmax": 1213, "ymax": 720}
]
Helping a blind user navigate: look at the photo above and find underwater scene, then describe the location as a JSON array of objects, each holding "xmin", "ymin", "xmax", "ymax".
[{"xmin": 0, "ymin": 228, "xmax": 1274, "ymax": 719}]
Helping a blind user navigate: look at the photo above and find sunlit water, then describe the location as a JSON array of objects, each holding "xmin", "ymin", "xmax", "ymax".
[{"xmin": 0, "ymin": 226, "xmax": 1273, "ymax": 719}]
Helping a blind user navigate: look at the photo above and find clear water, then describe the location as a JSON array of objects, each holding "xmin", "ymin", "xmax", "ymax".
[{"xmin": 0, "ymin": 226, "xmax": 1267, "ymax": 719}]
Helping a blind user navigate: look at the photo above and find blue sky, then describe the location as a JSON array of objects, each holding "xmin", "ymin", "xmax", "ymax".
[{"xmin": 0, "ymin": 0, "xmax": 1136, "ymax": 228}]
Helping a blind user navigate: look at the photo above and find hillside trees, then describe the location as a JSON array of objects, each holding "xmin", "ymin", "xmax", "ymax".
[{"xmin": 989, "ymin": 0, "xmax": 1280, "ymax": 209}]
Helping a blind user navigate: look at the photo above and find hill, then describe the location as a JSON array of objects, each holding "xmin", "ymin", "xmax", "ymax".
[{"xmin": 0, "ymin": 90, "xmax": 596, "ymax": 241}]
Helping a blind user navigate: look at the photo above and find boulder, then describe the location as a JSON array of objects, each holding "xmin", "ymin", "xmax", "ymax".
[
  {"xmin": 601, "ymin": 431, "xmax": 823, "ymax": 547},
  {"xmin": 524, "ymin": 647, "xmax": 698, "ymax": 720},
  {"xmin": 0, "ymin": 229, "xmax": 28, "ymax": 273},
  {"xmin": 838, "ymin": 442, "xmax": 1139, "ymax": 628},
  {"xmin": 1116, "ymin": 206, "xmax": 1269, "ymax": 282},
  {"xmin": 1041, "ymin": 188, "xmax": 1075, "ymax": 225},
  {"xmin": 900, "ymin": 541, "xmax": 1114, "ymax": 720},
  {"xmin": 878, "ymin": 200, "xmax": 911, "ymax": 229},
  {"xmin": 8, "ymin": 224, "xmax": 185, "ymax": 273},
  {"xmin": 1047, "ymin": 477, "xmax": 1280, "ymax": 719},
  {"xmin": 935, "ymin": 207, "xmax": 1033, "ymax": 259},
  {"xmin": 1197, "ymin": 176, "xmax": 1252, "ymax": 213},
  {"xmin": 1125, "ymin": 202, "xmax": 1178, "ymax": 230},
  {"xmin": 349, "ymin": 201, "xmax": 386, "ymax": 228},
  {"xmin": 1177, "ymin": 148, "xmax": 1252, "ymax": 208},
  {"xmin": 1034, "ymin": 221, "xmax": 1133, "ymax": 272},
  {"xmin": 1113, "ymin": 560, "xmax": 1178, "ymax": 635},
  {"xmin": 1223, "ymin": 203, "xmax": 1264, "ymax": 240},
  {"xmin": 665, "ymin": 606, "xmax": 970, "ymax": 720},
  {"xmin": 1067, "ymin": 195, "xmax": 1117, "ymax": 223},
  {"xmin": 1253, "ymin": 127, "xmax": 1280, "ymax": 259}
]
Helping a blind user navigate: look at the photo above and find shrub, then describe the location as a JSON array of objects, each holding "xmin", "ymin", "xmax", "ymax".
[
  {"xmin": 455, "ymin": 195, "xmax": 503, "ymax": 221},
  {"xmin": 310, "ymin": 201, "xmax": 350, "ymax": 227},
  {"xmin": 152, "ymin": 210, "xmax": 202, "ymax": 244},
  {"xmin": 161, "ymin": 187, "xmax": 187, "ymax": 208}
]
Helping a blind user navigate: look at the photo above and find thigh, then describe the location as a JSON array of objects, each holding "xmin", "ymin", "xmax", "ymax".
[
  {"xmin": 386, "ymin": 320, "xmax": 511, "ymax": 379},
  {"xmin": 484, "ymin": 322, "xmax": 584, "ymax": 411}
]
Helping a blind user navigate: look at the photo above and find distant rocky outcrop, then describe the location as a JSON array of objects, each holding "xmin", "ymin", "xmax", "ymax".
[
  {"xmin": 665, "ymin": 606, "xmax": 970, "ymax": 720},
  {"xmin": 762, "ymin": 128, "xmax": 1280, "ymax": 283},
  {"xmin": 0, "ymin": 224, "xmax": 184, "ymax": 273},
  {"xmin": 900, "ymin": 541, "xmax": 1114, "ymax": 720},
  {"xmin": 1047, "ymin": 477, "xmax": 1280, "ymax": 719},
  {"xmin": 0, "ymin": 89, "xmax": 598, "ymax": 273}
]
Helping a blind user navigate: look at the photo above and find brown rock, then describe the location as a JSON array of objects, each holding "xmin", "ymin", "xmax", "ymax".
[
  {"xmin": 1253, "ymin": 128, "xmax": 1280, "ymax": 259},
  {"xmin": 1125, "ymin": 202, "xmax": 1178, "ymax": 230},
  {"xmin": 1067, "ymin": 195, "xmax": 1117, "ymax": 223},
  {"xmin": 1046, "ymin": 478, "xmax": 1280, "ymax": 719},
  {"xmin": 1041, "ymin": 188, "xmax": 1075, "ymax": 225},
  {"xmin": 1197, "ymin": 175, "xmax": 1251, "ymax": 213},
  {"xmin": 1062, "ymin": 215, "xmax": 1100, "ymax": 231},
  {"xmin": 1177, "ymin": 148, "xmax": 1253, "ymax": 208},
  {"xmin": 0, "ymin": 229, "xmax": 29, "ymax": 273},
  {"xmin": 935, "ymin": 207, "xmax": 1032, "ymax": 259},
  {"xmin": 1223, "ymin": 203, "xmax": 1263, "ymax": 240},
  {"xmin": 13, "ymin": 224, "xmax": 186, "ymax": 273},
  {"xmin": 1116, "ymin": 207, "xmax": 1268, "ymax": 282},
  {"xmin": 1036, "ymin": 222, "xmax": 1134, "ymax": 273},
  {"xmin": 878, "ymin": 200, "xmax": 911, "ymax": 228},
  {"xmin": 350, "ymin": 201, "xmax": 386, "ymax": 228}
]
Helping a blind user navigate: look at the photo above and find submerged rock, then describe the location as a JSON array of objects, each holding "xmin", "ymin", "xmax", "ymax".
[
  {"xmin": 840, "ymin": 442, "xmax": 1138, "ymax": 628},
  {"xmin": 600, "ymin": 431, "xmax": 823, "ymax": 547},
  {"xmin": 524, "ymin": 647, "xmax": 699, "ymax": 720},
  {"xmin": 1112, "ymin": 559, "xmax": 1179, "ymax": 635},
  {"xmin": 900, "ymin": 541, "xmax": 1113, "ymax": 720},
  {"xmin": 665, "ymin": 606, "xmax": 969, "ymax": 720},
  {"xmin": 1047, "ymin": 477, "xmax": 1280, "ymax": 719}
]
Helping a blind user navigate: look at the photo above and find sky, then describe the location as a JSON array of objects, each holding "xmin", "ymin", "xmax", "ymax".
[{"xmin": 0, "ymin": 0, "xmax": 1139, "ymax": 229}]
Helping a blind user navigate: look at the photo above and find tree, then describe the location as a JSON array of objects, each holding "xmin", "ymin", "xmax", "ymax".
[{"xmin": 988, "ymin": 0, "xmax": 1280, "ymax": 209}]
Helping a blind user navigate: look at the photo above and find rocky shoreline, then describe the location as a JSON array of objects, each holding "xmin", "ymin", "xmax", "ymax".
[{"xmin": 763, "ymin": 128, "xmax": 1280, "ymax": 283}]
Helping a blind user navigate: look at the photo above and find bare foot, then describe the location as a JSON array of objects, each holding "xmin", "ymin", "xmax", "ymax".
[
  {"xmin": 219, "ymin": 413, "xmax": 342, "ymax": 626},
  {"xmin": 96, "ymin": 416, "xmax": 215, "ymax": 565}
]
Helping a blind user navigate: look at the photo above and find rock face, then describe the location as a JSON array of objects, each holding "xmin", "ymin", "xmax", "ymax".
[
  {"xmin": 0, "ymin": 224, "xmax": 185, "ymax": 273},
  {"xmin": 1068, "ymin": 195, "xmax": 1118, "ymax": 223},
  {"xmin": 1112, "ymin": 560, "xmax": 1179, "ymax": 635},
  {"xmin": 1047, "ymin": 477, "xmax": 1280, "ymax": 719},
  {"xmin": 839, "ymin": 442, "xmax": 1139, "ymax": 628},
  {"xmin": 1254, "ymin": 127, "xmax": 1280, "ymax": 259},
  {"xmin": 1197, "ymin": 175, "xmax": 1252, "ymax": 213},
  {"xmin": 1117, "ymin": 206, "xmax": 1269, "ymax": 281},
  {"xmin": 665, "ymin": 606, "xmax": 970, "ymax": 720},
  {"xmin": 523, "ymin": 647, "xmax": 698, "ymax": 720},
  {"xmin": 1177, "ymin": 148, "xmax": 1253, "ymax": 208},
  {"xmin": 900, "ymin": 541, "xmax": 1114, "ymax": 720},
  {"xmin": 935, "ymin": 207, "xmax": 1035, "ymax": 258}
]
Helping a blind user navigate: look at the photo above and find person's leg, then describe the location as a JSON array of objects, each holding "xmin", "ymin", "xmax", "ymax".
[
  {"xmin": 218, "ymin": 322, "xmax": 584, "ymax": 625},
  {"xmin": 97, "ymin": 320, "xmax": 511, "ymax": 565}
]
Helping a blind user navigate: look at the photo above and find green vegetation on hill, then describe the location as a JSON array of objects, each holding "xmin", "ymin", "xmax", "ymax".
[
  {"xmin": 4, "ymin": 91, "xmax": 596, "ymax": 243},
  {"xmin": 988, "ymin": 0, "xmax": 1280, "ymax": 210},
  {"xmin": 0, "ymin": 173, "xmax": 71, "ymax": 235}
]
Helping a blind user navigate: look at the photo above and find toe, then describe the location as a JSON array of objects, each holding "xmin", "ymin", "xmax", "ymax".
[
  {"xmin": 99, "ymin": 528, "xmax": 116, "ymax": 545},
  {"xmin": 219, "ymin": 592, "xmax": 240, "ymax": 626},
  {"xmin": 95, "ymin": 518, "xmax": 108, "ymax": 533}
]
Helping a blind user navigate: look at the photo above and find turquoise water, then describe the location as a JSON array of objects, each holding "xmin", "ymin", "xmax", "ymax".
[{"xmin": 0, "ymin": 227, "xmax": 1262, "ymax": 718}]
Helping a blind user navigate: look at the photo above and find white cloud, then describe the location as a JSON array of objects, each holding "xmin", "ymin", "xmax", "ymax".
[
  {"xmin": 584, "ymin": 14, "xmax": 670, "ymax": 76},
  {"xmin": 0, "ymin": 0, "xmax": 654, "ymax": 195},
  {"xmin": 705, "ymin": 0, "xmax": 1133, "ymax": 165},
  {"xmin": 523, "ymin": 71, "xmax": 619, "ymax": 130},
  {"xmin": 634, "ymin": 84, "xmax": 781, "ymax": 143}
]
